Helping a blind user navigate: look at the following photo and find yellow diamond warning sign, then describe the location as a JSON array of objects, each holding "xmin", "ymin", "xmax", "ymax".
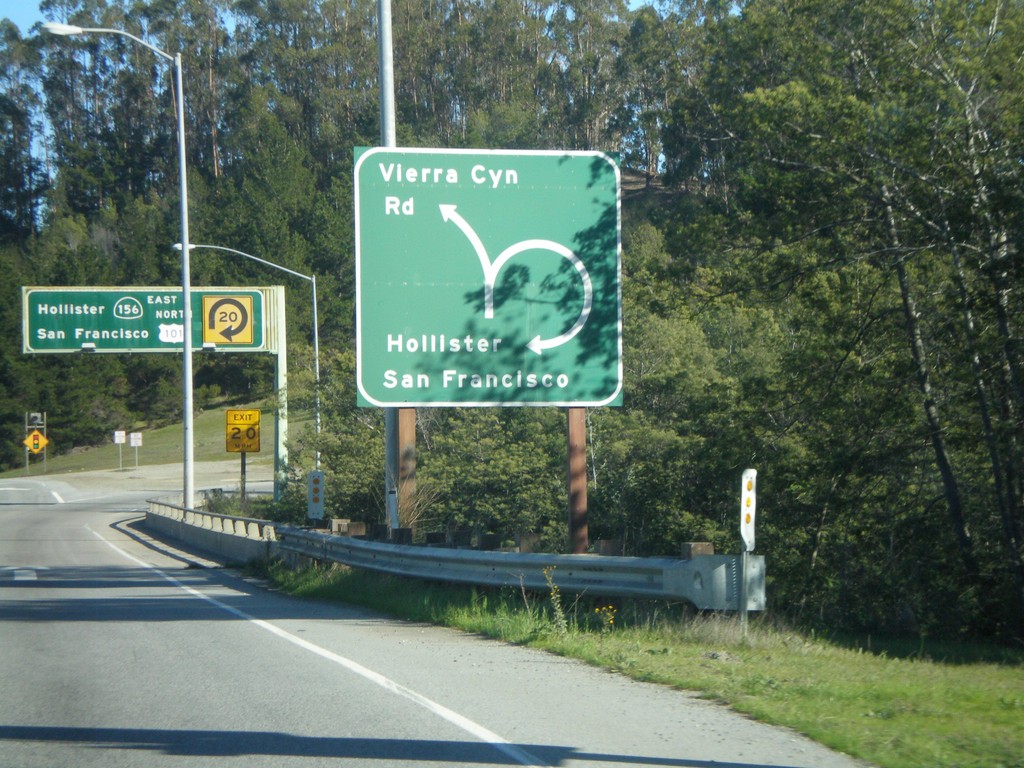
[{"xmin": 23, "ymin": 429, "xmax": 49, "ymax": 454}]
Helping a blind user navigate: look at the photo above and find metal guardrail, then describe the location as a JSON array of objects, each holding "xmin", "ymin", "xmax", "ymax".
[
  {"xmin": 275, "ymin": 526, "xmax": 765, "ymax": 611},
  {"xmin": 146, "ymin": 495, "xmax": 766, "ymax": 611}
]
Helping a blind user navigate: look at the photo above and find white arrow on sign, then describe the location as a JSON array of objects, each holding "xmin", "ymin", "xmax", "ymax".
[{"xmin": 440, "ymin": 204, "xmax": 593, "ymax": 355}]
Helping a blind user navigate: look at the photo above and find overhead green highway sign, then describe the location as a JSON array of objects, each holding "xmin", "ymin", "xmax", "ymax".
[
  {"xmin": 354, "ymin": 147, "xmax": 622, "ymax": 407},
  {"xmin": 22, "ymin": 286, "xmax": 267, "ymax": 353}
]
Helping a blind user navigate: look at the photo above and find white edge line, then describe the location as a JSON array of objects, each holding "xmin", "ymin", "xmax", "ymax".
[{"xmin": 85, "ymin": 525, "xmax": 548, "ymax": 767}]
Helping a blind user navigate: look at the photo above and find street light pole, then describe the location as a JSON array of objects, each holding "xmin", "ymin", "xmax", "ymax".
[
  {"xmin": 181, "ymin": 243, "xmax": 321, "ymax": 470},
  {"xmin": 45, "ymin": 22, "xmax": 196, "ymax": 508},
  {"xmin": 378, "ymin": 0, "xmax": 411, "ymax": 531}
]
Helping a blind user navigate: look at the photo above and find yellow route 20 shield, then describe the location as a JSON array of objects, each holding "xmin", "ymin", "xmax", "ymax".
[{"xmin": 203, "ymin": 295, "xmax": 255, "ymax": 345}]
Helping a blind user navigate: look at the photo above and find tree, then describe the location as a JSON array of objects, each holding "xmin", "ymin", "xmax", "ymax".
[
  {"xmin": 0, "ymin": 22, "xmax": 47, "ymax": 241},
  {"xmin": 548, "ymin": 0, "xmax": 629, "ymax": 149},
  {"xmin": 660, "ymin": 0, "xmax": 1024, "ymax": 635}
]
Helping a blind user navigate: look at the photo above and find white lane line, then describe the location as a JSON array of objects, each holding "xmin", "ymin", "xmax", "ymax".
[
  {"xmin": 0, "ymin": 486, "xmax": 63, "ymax": 503},
  {"xmin": 1, "ymin": 566, "xmax": 48, "ymax": 580},
  {"xmin": 85, "ymin": 526, "xmax": 548, "ymax": 767}
]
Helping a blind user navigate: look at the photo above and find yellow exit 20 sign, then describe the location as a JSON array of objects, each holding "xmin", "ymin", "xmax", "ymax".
[{"xmin": 226, "ymin": 409, "xmax": 261, "ymax": 453}]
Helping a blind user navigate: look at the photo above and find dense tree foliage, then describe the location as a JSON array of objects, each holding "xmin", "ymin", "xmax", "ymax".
[{"xmin": 1, "ymin": 0, "xmax": 1021, "ymax": 640}]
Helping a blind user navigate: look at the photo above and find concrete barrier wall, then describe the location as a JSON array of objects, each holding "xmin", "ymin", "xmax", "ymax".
[{"xmin": 145, "ymin": 496, "xmax": 278, "ymax": 565}]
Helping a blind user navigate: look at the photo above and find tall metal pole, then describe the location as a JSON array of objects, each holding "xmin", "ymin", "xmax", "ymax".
[
  {"xmin": 183, "ymin": 243, "xmax": 321, "ymax": 473},
  {"xmin": 174, "ymin": 53, "xmax": 195, "ymax": 510},
  {"xmin": 378, "ymin": 0, "xmax": 396, "ymax": 148},
  {"xmin": 378, "ymin": 0, "xmax": 408, "ymax": 530},
  {"xmin": 311, "ymin": 274, "xmax": 321, "ymax": 470},
  {"xmin": 44, "ymin": 23, "xmax": 195, "ymax": 509},
  {"xmin": 272, "ymin": 284, "xmax": 288, "ymax": 500}
]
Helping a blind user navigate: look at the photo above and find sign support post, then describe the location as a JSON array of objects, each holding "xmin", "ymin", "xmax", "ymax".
[
  {"xmin": 740, "ymin": 550, "xmax": 749, "ymax": 636},
  {"xmin": 739, "ymin": 469, "xmax": 758, "ymax": 635},
  {"xmin": 240, "ymin": 451, "xmax": 248, "ymax": 512},
  {"xmin": 129, "ymin": 432, "xmax": 142, "ymax": 468},
  {"xmin": 568, "ymin": 407, "xmax": 588, "ymax": 554},
  {"xmin": 398, "ymin": 407, "xmax": 416, "ymax": 523},
  {"xmin": 307, "ymin": 470, "xmax": 325, "ymax": 524},
  {"xmin": 23, "ymin": 412, "xmax": 31, "ymax": 475},
  {"xmin": 114, "ymin": 430, "xmax": 126, "ymax": 470}
]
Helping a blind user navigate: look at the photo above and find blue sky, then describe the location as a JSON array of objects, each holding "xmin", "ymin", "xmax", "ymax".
[
  {"xmin": 2, "ymin": 3, "xmax": 47, "ymax": 35},
  {"xmin": 4, "ymin": 1, "xmax": 655, "ymax": 37}
]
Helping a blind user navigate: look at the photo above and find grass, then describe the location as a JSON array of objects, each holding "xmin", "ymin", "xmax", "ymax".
[
  {"xmin": 3, "ymin": 404, "xmax": 301, "ymax": 477},
  {"xmin": 257, "ymin": 560, "xmax": 1024, "ymax": 768}
]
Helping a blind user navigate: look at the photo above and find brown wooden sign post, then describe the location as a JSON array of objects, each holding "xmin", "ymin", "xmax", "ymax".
[
  {"xmin": 398, "ymin": 407, "xmax": 417, "ymax": 518},
  {"xmin": 567, "ymin": 407, "xmax": 589, "ymax": 554}
]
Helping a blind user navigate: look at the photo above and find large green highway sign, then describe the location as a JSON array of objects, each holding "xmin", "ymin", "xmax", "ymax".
[
  {"xmin": 22, "ymin": 287, "xmax": 267, "ymax": 353},
  {"xmin": 354, "ymin": 147, "xmax": 622, "ymax": 407}
]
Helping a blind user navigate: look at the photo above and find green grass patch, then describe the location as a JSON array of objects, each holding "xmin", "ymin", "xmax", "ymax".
[
  {"xmin": 3, "ymin": 404, "xmax": 311, "ymax": 477},
  {"xmin": 253, "ymin": 559, "xmax": 1024, "ymax": 768}
]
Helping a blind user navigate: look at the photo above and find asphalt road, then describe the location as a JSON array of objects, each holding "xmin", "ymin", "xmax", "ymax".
[{"xmin": 0, "ymin": 464, "xmax": 873, "ymax": 768}]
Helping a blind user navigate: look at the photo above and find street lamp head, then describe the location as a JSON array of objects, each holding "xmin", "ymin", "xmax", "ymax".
[
  {"xmin": 43, "ymin": 22, "xmax": 85, "ymax": 36},
  {"xmin": 43, "ymin": 22, "xmax": 175, "ymax": 63}
]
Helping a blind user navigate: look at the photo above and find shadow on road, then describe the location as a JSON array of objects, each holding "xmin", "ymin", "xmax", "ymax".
[{"xmin": 0, "ymin": 725, "xmax": 807, "ymax": 768}]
